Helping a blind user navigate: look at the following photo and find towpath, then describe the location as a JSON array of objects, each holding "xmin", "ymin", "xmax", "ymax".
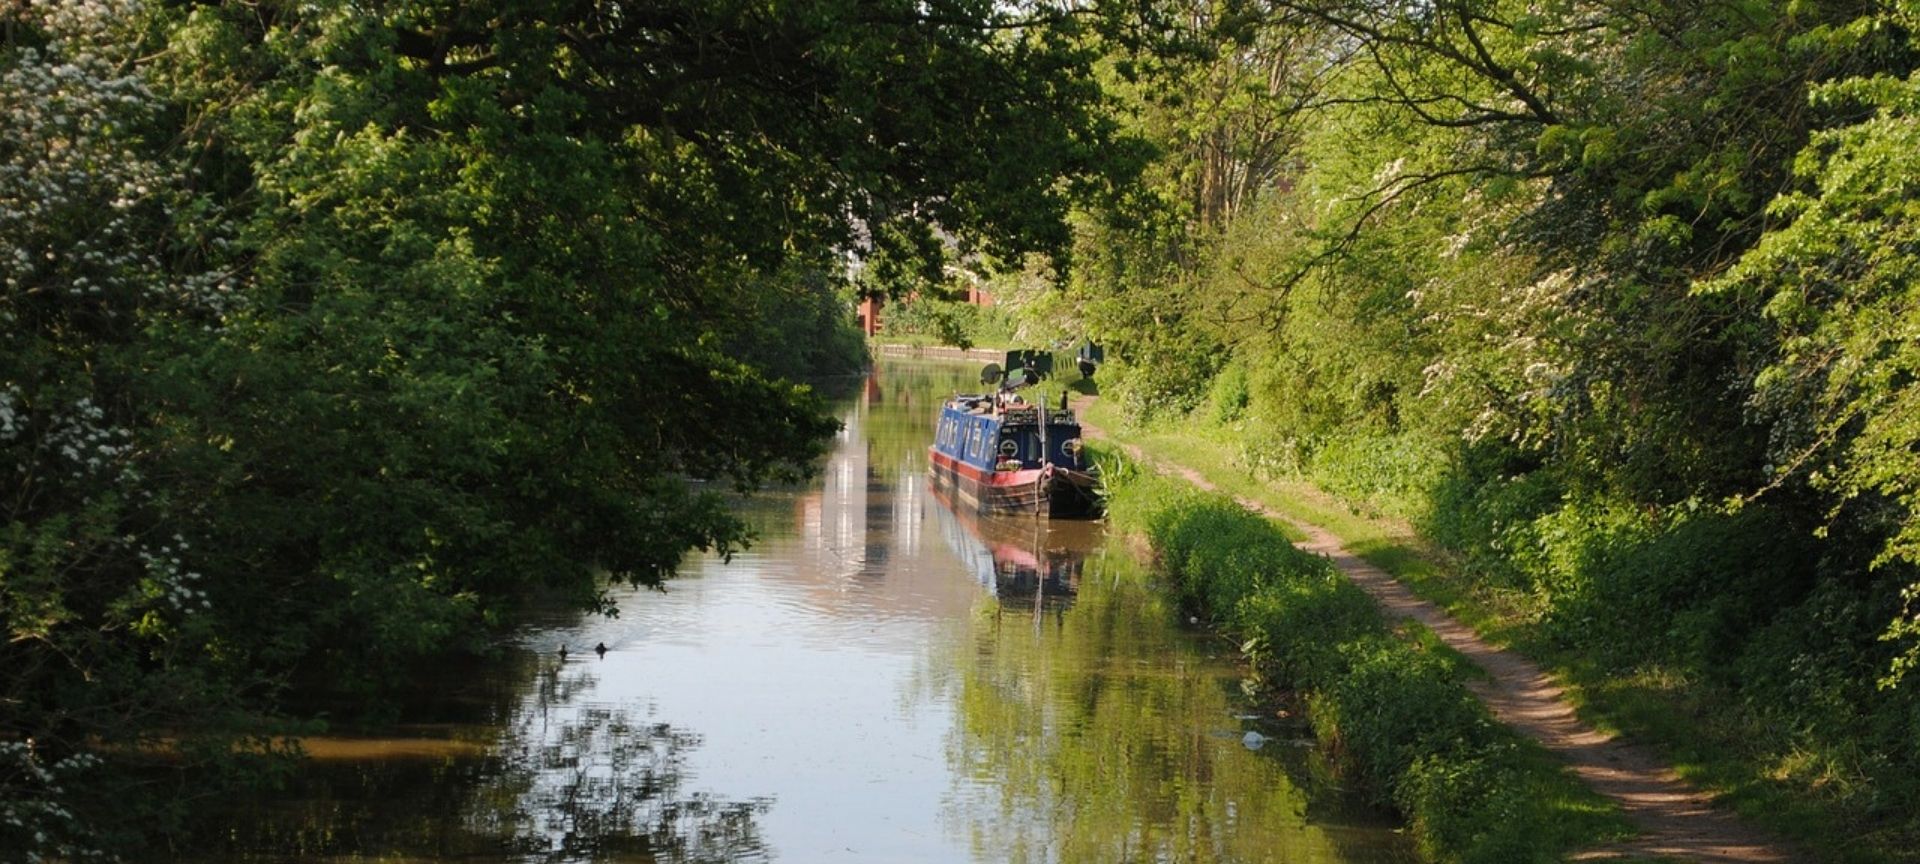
[{"xmin": 1078, "ymin": 405, "xmax": 1797, "ymax": 863}]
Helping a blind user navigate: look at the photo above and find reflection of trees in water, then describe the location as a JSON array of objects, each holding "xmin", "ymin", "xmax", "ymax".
[
  {"xmin": 727, "ymin": 360, "xmax": 975, "ymax": 542},
  {"xmin": 937, "ymin": 548, "xmax": 1407, "ymax": 864},
  {"xmin": 197, "ymin": 658, "xmax": 770, "ymax": 864},
  {"xmin": 483, "ymin": 692, "xmax": 772, "ymax": 864},
  {"xmin": 859, "ymin": 362, "xmax": 982, "ymax": 472}
]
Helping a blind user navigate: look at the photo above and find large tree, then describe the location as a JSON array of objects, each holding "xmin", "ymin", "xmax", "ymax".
[{"xmin": 1, "ymin": 0, "xmax": 1132, "ymax": 853}]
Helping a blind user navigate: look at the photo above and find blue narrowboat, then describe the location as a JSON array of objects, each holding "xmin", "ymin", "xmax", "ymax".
[{"xmin": 928, "ymin": 391, "xmax": 1100, "ymax": 518}]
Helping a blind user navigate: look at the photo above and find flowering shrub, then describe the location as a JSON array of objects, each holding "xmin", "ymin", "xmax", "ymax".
[
  {"xmin": 0, "ymin": 742, "xmax": 107, "ymax": 863},
  {"xmin": 2, "ymin": 1, "xmax": 234, "ymax": 850}
]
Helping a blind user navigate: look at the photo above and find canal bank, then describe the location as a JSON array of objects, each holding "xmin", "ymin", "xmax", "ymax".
[
  {"xmin": 1077, "ymin": 397, "xmax": 1799, "ymax": 864},
  {"xmin": 869, "ymin": 342, "xmax": 1006, "ymax": 364}
]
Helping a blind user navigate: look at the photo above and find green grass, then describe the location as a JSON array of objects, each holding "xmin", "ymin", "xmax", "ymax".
[
  {"xmin": 1528, "ymin": 649, "xmax": 1897, "ymax": 862},
  {"xmin": 1104, "ymin": 465, "xmax": 1628, "ymax": 862},
  {"xmin": 1086, "ymin": 402, "xmax": 1912, "ymax": 863},
  {"xmin": 1084, "ymin": 400, "xmax": 1495, "ymax": 625}
]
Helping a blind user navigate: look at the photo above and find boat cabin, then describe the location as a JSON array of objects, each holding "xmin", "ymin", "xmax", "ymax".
[{"xmin": 933, "ymin": 394, "xmax": 1086, "ymax": 474}]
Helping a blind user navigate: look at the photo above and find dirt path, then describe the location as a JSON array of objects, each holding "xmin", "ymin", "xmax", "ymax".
[{"xmin": 1080, "ymin": 410, "xmax": 1796, "ymax": 863}]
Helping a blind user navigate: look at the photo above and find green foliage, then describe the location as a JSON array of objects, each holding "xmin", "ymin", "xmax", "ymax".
[
  {"xmin": 1417, "ymin": 450, "xmax": 1563, "ymax": 567},
  {"xmin": 1520, "ymin": 503, "xmax": 1814, "ymax": 670},
  {"xmin": 1303, "ymin": 433, "xmax": 1450, "ymax": 522},
  {"xmin": 1111, "ymin": 476, "xmax": 1330, "ymax": 613},
  {"xmin": 726, "ymin": 268, "xmax": 869, "ymax": 380},
  {"xmin": 1237, "ymin": 572, "xmax": 1383, "ymax": 686},
  {"xmin": 1072, "ymin": 0, "xmax": 1920, "ymax": 855},
  {"xmin": 1205, "ymin": 360, "xmax": 1251, "ymax": 425},
  {"xmin": 1396, "ymin": 749, "xmax": 1601, "ymax": 864},
  {"xmin": 1315, "ymin": 635, "xmax": 1497, "ymax": 799},
  {"xmin": 876, "ymin": 294, "xmax": 1015, "ymax": 351},
  {"xmin": 1106, "ymin": 473, "xmax": 1622, "ymax": 861},
  {"xmin": 2, "ymin": 0, "xmax": 1137, "ymax": 852},
  {"xmin": 1702, "ymin": 57, "xmax": 1920, "ymax": 685}
]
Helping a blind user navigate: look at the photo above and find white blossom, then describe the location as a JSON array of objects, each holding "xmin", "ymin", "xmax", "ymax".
[
  {"xmin": 2, "ymin": 0, "xmax": 243, "ymax": 318},
  {"xmin": 0, "ymin": 741, "xmax": 109, "ymax": 862},
  {"xmin": 3, "ymin": 3, "xmax": 226, "ymax": 854}
]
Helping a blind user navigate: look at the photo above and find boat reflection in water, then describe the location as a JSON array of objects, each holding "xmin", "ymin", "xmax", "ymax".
[{"xmin": 929, "ymin": 485, "xmax": 1097, "ymax": 616}]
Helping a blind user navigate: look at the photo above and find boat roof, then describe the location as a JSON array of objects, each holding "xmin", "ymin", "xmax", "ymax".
[{"xmin": 940, "ymin": 394, "xmax": 1080, "ymax": 427}]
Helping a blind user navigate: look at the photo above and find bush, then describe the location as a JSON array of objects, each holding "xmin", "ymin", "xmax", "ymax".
[
  {"xmin": 1399, "ymin": 753, "xmax": 1534, "ymax": 863},
  {"xmin": 1107, "ymin": 473, "xmax": 1620, "ymax": 862},
  {"xmin": 1137, "ymin": 491, "xmax": 1331, "ymax": 620},
  {"xmin": 1207, "ymin": 361, "xmax": 1251, "ymax": 425},
  {"xmin": 1237, "ymin": 572, "xmax": 1382, "ymax": 685},
  {"xmin": 1417, "ymin": 451, "xmax": 1561, "ymax": 567},
  {"xmin": 1522, "ymin": 501, "xmax": 1817, "ymax": 671},
  {"xmin": 1100, "ymin": 330, "xmax": 1225, "ymax": 424},
  {"xmin": 1307, "ymin": 432, "xmax": 1448, "ymax": 521},
  {"xmin": 1318, "ymin": 634, "xmax": 1498, "ymax": 795}
]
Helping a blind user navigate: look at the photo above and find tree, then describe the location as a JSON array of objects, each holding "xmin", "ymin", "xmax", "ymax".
[
  {"xmin": 3, "ymin": 0, "xmax": 1136, "ymax": 853},
  {"xmin": 1704, "ymin": 25, "xmax": 1920, "ymax": 684},
  {"xmin": 1064, "ymin": 0, "xmax": 1920, "ymax": 850}
]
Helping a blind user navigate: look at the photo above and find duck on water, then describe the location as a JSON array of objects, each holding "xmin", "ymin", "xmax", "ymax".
[{"xmin": 928, "ymin": 356, "xmax": 1100, "ymax": 519}]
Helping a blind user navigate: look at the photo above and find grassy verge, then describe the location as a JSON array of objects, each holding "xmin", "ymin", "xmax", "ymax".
[
  {"xmin": 1087, "ymin": 404, "xmax": 1910, "ymax": 863},
  {"xmin": 1084, "ymin": 400, "xmax": 1510, "ymax": 632},
  {"xmin": 1099, "ymin": 454, "xmax": 1627, "ymax": 862}
]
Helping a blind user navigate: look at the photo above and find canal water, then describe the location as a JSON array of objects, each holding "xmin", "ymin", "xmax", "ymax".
[{"xmin": 197, "ymin": 360, "xmax": 1416, "ymax": 863}]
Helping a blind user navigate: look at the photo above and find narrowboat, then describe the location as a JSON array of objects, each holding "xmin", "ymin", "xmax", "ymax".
[{"xmin": 928, "ymin": 390, "xmax": 1101, "ymax": 518}]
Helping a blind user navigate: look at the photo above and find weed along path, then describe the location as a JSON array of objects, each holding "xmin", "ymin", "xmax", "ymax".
[{"xmin": 1077, "ymin": 404, "xmax": 1795, "ymax": 864}]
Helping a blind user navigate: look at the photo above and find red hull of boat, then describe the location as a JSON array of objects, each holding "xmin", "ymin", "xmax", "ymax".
[{"xmin": 928, "ymin": 448, "xmax": 1099, "ymax": 518}]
